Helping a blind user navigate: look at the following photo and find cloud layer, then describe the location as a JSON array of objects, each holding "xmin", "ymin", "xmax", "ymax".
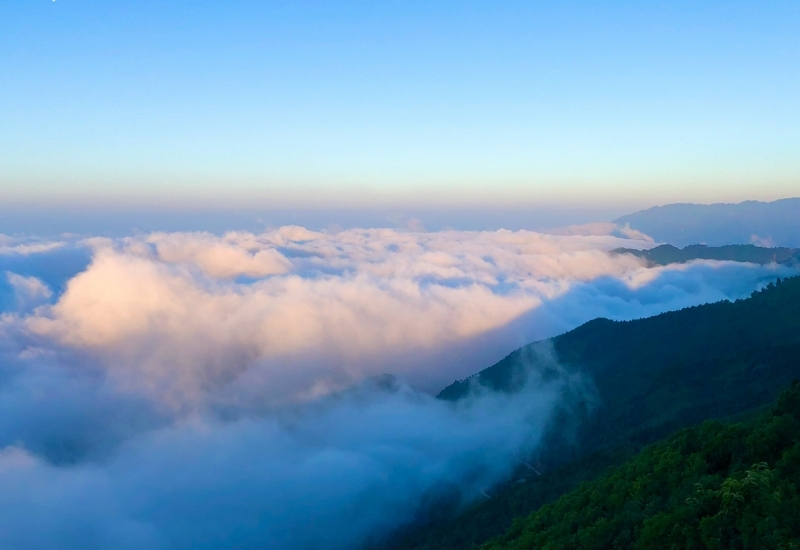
[
  {"xmin": 0, "ymin": 225, "xmax": 795, "ymax": 549},
  {"xmin": 23, "ymin": 227, "xmax": 653, "ymax": 405}
]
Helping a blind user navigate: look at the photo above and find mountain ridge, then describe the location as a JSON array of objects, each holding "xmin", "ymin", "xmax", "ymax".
[
  {"xmin": 611, "ymin": 243, "xmax": 800, "ymax": 267},
  {"xmin": 380, "ymin": 274, "xmax": 800, "ymax": 550}
]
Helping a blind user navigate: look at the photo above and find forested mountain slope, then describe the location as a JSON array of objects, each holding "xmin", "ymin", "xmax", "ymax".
[
  {"xmin": 380, "ymin": 275, "xmax": 800, "ymax": 550},
  {"xmin": 483, "ymin": 382, "xmax": 800, "ymax": 549},
  {"xmin": 441, "ymin": 275, "xmax": 800, "ymax": 454}
]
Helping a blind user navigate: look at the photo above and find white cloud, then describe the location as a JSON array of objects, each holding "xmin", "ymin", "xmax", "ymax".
[
  {"xmin": 750, "ymin": 234, "xmax": 776, "ymax": 248},
  {"xmin": 0, "ymin": 242, "xmax": 65, "ymax": 256},
  {"xmin": 21, "ymin": 227, "xmax": 795, "ymax": 408},
  {"xmin": 24, "ymin": 228, "xmax": 655, "ymax": 406},
  {"xmin": 0, "ymin": 234, "xmax": 66, "ymax": 256},
  {"xmin": 0, "ymin": 225, "xmax": 795, "ymax": 549},
  {"xmin": 145, "ymin": 232, "xmax": 293, "ymax": 278},
  {"xmin": 5, "ymin": 272, "xmax": 52, "ymax": 310},
  {"xmin": 544, "ymin": 222, "xmax": 654, "ymax": 242}
]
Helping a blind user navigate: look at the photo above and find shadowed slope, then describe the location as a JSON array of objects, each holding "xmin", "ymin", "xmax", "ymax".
[{"xmin": 380, "ymin": 275, "xmax": 800, "ymax": 550}]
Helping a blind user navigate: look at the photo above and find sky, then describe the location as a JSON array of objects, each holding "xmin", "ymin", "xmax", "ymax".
[{"xmin": 2, "ymin": 0, "xmax": 799, "ymax": 212}]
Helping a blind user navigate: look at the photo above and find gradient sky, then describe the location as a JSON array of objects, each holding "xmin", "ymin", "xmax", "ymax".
[{"xmin": 1, "ymin": 0, "xmax": 799, "ymax": 209}]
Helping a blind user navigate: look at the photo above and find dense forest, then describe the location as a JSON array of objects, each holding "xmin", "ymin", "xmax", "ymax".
[
  {"xmin": 378, "ymin": 275, "xmax": 800, "ymax": 550},
  {"xmin": 611, "ymin": 243, "xmax": 800, "ymax": 267},
  {"xmin": 483, "ymin": 382, "xmax": 800, "ymax": 549}
]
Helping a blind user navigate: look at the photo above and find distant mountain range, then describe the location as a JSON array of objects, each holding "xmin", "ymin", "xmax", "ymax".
[
  {"xmin": 379, "ymin": 275, "xmax": 800, "ymax": 550},
  {"xmin": 615, "ymin": 198, "xmax": 800, "ymax": 247},
  {"xmin": 612, "ymin": 243, "xmax": 800, "ymax": 267}
]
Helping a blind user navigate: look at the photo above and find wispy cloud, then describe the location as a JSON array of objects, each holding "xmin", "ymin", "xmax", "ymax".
[{"xmin": 0, "ymin": 234, "xmax": 65, "ymax": 256}]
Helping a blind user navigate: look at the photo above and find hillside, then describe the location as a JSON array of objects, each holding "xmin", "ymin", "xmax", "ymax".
[
  {"xmin": 380, "ymin": 275, "xmax": 800, "ymax": 550},
  {"xmin": 483, "ymin": 382, "xmax": 800, "ymax": 549},
  {"xmin": 611, "ymin": 244, "xmax": 800, "ymax": 267},
  {"xmin": 614, "ymin": 198, "xmax": 800, "ymax": 247}
]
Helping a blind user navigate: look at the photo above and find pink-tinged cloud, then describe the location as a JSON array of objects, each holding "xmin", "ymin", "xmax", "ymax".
[{"xmin": 25, "ymin": 227, "xmax": 652, "ymax": 406}]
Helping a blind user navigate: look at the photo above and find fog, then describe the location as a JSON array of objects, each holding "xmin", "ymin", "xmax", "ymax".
[{"xmin": 0, "ymin": 226, "xmax": 795, "ymax": 549}]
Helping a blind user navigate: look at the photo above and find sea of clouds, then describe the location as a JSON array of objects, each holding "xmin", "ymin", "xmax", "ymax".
[{"xmin": 0, "ymin": 225, "xmax": 795, "ymax": 549}]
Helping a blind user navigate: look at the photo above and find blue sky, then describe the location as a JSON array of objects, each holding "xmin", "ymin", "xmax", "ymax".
[{"xmin": 1, "ymin": 0, "xmax": 799, "ymax": 209}]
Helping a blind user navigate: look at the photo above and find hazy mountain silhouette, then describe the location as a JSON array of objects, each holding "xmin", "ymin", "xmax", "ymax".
[{"xmin": 615, "ymin": 198, "xmax": 800, "ymax": 247}]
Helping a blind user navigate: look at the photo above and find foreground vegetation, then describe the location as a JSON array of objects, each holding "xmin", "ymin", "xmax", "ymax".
[{"xmin": 484, "ymin": 382, "xmax": 800, "ymax": 549}]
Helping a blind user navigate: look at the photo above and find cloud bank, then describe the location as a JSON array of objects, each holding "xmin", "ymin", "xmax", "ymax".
[{"xmin": 0, "ymin": 225, "xmax": 795, "ymax": 549}]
